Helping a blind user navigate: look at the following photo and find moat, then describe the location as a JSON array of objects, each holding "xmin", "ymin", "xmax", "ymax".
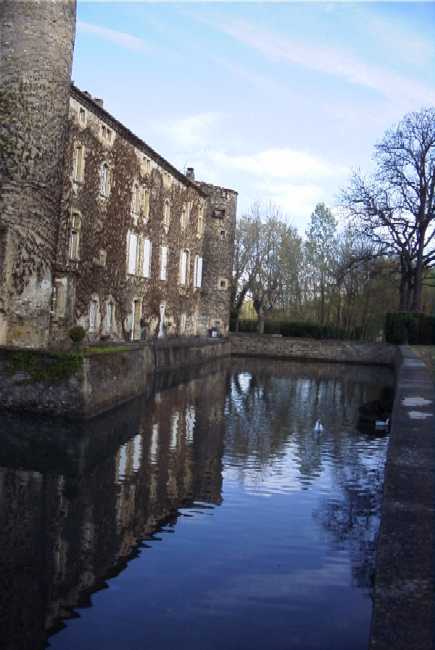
[{"xmin": 0, "ymin": 358, "xmax": 394, "ymax": 650}]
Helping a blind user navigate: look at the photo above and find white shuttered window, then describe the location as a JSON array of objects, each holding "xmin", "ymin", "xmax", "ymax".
[
  {"xmin": 160, "ymin": 245, "xmax": 168, "ymax": 281},
  {"xmin": 127, "ymin": 231, "xmax": 138, "ymax": 275},
  {"xmin": 142, "ymin": 239, "xmax": 152, "ymax": 278},
  {"xmin": 194, "ymin": 255, "xmax": 203, "ymax": 288}
]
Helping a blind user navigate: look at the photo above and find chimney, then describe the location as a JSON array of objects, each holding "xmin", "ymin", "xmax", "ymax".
[
  {"xmin": 94, "ymin": 98, "xmax": 104, "ymax": 108},
  {"xmin": 186, "ymin": 167, "xmax": 195, "ymax": 180}
]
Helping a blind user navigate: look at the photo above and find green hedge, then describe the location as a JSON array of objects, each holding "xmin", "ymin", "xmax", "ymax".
[
  {"xmin": 230, "ymin": 319, "xmax": 361, "ymax": 340},
  {"xmin": 385, "ymin": 312, "xmax": 435, "ymax": 345}
]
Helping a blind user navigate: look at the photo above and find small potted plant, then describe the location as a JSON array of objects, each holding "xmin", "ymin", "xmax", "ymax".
[{"xmin": 68, "ymin": 325, "xmax": 86, "ymax": 351}]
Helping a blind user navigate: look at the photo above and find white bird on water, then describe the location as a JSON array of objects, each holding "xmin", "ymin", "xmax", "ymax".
[{"xmin": 314, "ymin": 420, "xmax": 324, "ymax": 433}]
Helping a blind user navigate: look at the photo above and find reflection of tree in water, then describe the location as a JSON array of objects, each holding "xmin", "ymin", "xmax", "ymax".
[
  {"xmin": 226, "ymin": 358, "xmax": 392, "ymax": 589},
  {"xmin": 313, "ymin": 433, "xmax": 389, "ymax": 593}
]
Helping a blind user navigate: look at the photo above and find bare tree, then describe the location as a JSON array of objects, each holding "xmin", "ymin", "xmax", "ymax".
[{"xmin": 342, "ymin": 108, "xmax": 435, "ymax": 312}]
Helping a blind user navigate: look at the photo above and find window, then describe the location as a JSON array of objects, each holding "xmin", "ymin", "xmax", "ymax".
[
  {"xmin": 160, "ymin": 245, "xmax": 168, "ymax": 281},
  {"xmin": 142, "ymin": 188, "xmax": 150, "ymax": 221},
  {"xmin": 212, "ymin": 208, "xmax": 225, "ymax": 219},
  {"xmin": 220, "ymin": 229, "xmax": 226, "ymax": 240},
  {"xmin": 131, "ymin": 183, "xmax": 140, "ymax": 216},
  {"xmin": 79, "ymin": 107, "xmax": 86, "ymax": 126},
  {"xmin": 193, "ymin": 255, "xmax": 203, "ymax": 288},
  {"xmin": 180, "ymin": 313, "xmax": 187, "ymax": 335},
  {"xmin": 127, "ymin": 231, "xmax": 138, "ymax": 275},
  {"xmin": 197, "ymin": 202, "xmax": 205, "ymax": 237},
  {"xmin": 179, "ymin": 249, "xmax": 190, "ymax": 286},
  {"xmin": 99, "ymin": 163, "xmax": 110, "ymax": 196},
  {"xmin": 181, "ymin": 202, "xmax": 191, "ymax": 230},
  {"xmin": 73, "ymin": 144, "xmax": 84, "ymax": 182},
  {"xmin": 163, "ymin": 199, "xmax": 171, "ymax": 231},
  {"xmin": 105, "ymin": 301, "xmax": 115, "ymax": 332},
  {"xmin": 89, "ymin": 299, "xmax": 98, "ymax": 331},
  {"xmin": 143, "ymin": 156, "xmax": 151, "ymax": 174},
  {"xmin": 68, "ymin": 212, "xmax": 81, "ymax": 260},
  {"xmin": 218, "ymin": 277, "xmax": 228, "ymax": 290},
  {"xmin": 142, "ymin": 238, "xmax": 152, "ymax": 278},
  {"xmin": 101, "ymin": 125, "xmax": 112, "ymax": 142}
]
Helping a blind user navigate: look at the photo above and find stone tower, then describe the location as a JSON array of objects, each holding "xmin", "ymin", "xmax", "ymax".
[
  {"xmin": 197, "ymin": 181, "xmax": 237, "ymax": 335},
  {"xmin": 0, "ymin": 0, "xmax": 77, "ymax": 347}
]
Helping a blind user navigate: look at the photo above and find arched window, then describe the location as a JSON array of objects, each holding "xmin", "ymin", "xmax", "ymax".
[
  {"xmin": 181, "ymin": 201, "xmax": 191, "ymax": 230},
  {"xmin": 179, "ymin": 249, "xmax": 190, "ymax": 286},
  {"xmin": 142, "ymin": 188, "xmax": 150, "ymax": 221},
  {"xmin": 89, "ymin": 298, "xmax": 99, "ymax": 332},
  {"xmin": 131, "ymin": 183, "xmax": 140, "ymax": 216},
  {"xmin": 73, "ymin": 144, "xmax": 85, "ymax": 182},
  {"xmin": 68, "ymin": 212, "xmax": 81, "ymax": 260},
  {"xmin": 163, "ymin": 199, "xmax": 171, "ymax": 231},
  {"xmin": 105, "ymin": 300, "xmax": 115, "ymax": 332},
  {"xmin": 99, "ymin": 163, "xmax": 110, "ymax": 196}
]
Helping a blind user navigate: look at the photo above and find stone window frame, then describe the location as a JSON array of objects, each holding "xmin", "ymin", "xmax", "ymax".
[
  {"xmin": 89, "ymin": 296, "xmax": 100, "ymax": 332},
  {"xmin": 99, "ymin": 162, "xmax": 111, "ymax": 197},
  {"xmin": 78, "ymin": 107, "xmax": 87, "ymax": 127},
  {"xmin": 131, "ymin": 182, "xmax": 141, "ymax": 219},
  {"xmin": 163, "ymin": 198, "xmax": 171, "ymax": 232},
  {"xmin": 104, "ymin": 298, "xmax": 116, "ymax": 333},
  {"xmin": 181, "ymin": 201, "xmax": 192, "ymax": 231},
  {"xmin": 68, "ymin": 211, "xmax": 81, "ymax": 261},
  {"xmin": 178, "ymin": 249, "xmax": 190, "ymax": 286},
  {"xmin": 72, "ymin": 143, "xmax": 85, "ymax": 183},
  {"xmin": 217, "ymin": 277, "xmax": 229, "ymax": 290},
  {"xmin": 142, "ymin": 187, "xmax": 150, "ymax": 222}
]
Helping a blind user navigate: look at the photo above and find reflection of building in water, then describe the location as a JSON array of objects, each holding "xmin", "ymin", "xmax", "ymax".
[{"xmin": 0, "ymin": 369, "xmax": 226, "ymax": 650}]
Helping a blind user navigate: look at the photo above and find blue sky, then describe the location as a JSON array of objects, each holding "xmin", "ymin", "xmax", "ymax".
[{"xmin": 74, "ymin": 2, "xmax": 435, "ymax": 231}]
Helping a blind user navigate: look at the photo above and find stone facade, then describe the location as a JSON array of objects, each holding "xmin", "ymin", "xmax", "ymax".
[
  {"xmin": 0, "ymin": 4, "xmax": 237, "ymax": 349},
  {"xmin": 0, "ymin": 0, "xmax": 77, "ymax": 348}
]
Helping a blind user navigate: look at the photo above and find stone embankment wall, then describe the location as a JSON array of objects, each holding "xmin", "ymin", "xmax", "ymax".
[
  {"xmin": 369, "ymin": 346, "xmax": 434, "ymax": 650},
  {"xmin": 0, "ymin": 338, "xmax": 230, "ymax": 417},
  {"xmin": 230, "ymin": 333, "xmax": 396, "ymax": 365}
]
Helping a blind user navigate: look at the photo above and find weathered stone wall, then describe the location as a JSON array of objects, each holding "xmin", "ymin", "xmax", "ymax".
[
  {"xmin": 0, "ymin": 0, "xmax": 76, "ymax": 348},
  {"xmin": 198, "ymin": 182, "xmax": 237, "ymax": 336},
  {"xmin": 369, "ymin": 347, "xmax": 434, "ymax": 650},
  {"xmin": 230, "ymin": 334, "xmax": 396, "ymax": 365},
  {"xmin": 0, "ymin": 338, "xmax": 230, "ymax": 416},
  {"xmin": 52, "ymin": 87, "xmax": 209, "ymax": 345}
]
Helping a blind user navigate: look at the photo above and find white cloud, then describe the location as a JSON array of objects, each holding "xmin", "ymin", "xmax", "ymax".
[
  {"xmin": 208, "ymin": 148, "xmax": 346, "ymax": 180},
  {"xmin": 216, "ymin": 19, "xmax": 435, "ymax": 107},
  {"xmin": 77, "ymin": 20, "xmax": 149, "ymax": 52},
  {"xmin": 164, "ymin": 112, "xmax": 222, "ymax": 149}
]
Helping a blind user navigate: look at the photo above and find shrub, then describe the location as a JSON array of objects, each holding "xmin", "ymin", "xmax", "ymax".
[
  {"xmin": 68, "ymin": 325, "xmax": 86, "ymax": 345},
  {"xmin": 231, "ymin": 319, "xmax": 355, "ymax": 340},
  {"xmin": 385, "ymin": 312, "xmax": 435, "ymax": 345}
]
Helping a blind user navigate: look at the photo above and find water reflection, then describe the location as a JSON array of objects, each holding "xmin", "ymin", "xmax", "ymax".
[{"xmin": 0, "ymin": 358, "xmax": 393, "ymax": 650}]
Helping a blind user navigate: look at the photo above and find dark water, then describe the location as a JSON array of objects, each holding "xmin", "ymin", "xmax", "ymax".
[{"xmin": 0, "ymin": 358, "xmax": 394, "ymax": 650}]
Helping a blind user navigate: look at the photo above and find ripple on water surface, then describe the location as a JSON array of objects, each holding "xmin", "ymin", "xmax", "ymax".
[{"xmin": 0, "ymin": 358, "xmax": 393, "ymax": 650}]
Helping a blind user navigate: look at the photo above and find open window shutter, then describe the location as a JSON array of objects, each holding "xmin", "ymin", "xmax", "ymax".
[
  {"xmin": 128, "ymin": 232, "xmax": 137, "ymax": 274},
  {"xmin": 142, "ymin": 239, "xmax": 151, "ymax": 277}
]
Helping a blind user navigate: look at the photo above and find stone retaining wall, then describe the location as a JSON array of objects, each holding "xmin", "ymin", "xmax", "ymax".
[
  {"xmin": 369, "ymin": 346, "xmax": 434, "ymax": 650},
  {"xmin": 0, "ymin": 338, "xmax": 230, "ymax": 416},
  {"xmin": 230, "ymin": 333, "xmax": 396, "ymax": 366}
]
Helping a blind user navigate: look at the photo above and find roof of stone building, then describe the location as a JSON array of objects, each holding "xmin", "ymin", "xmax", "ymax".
[{"xmin": 71, "ymin": 84, "xmax": 208, "ymax": 197}]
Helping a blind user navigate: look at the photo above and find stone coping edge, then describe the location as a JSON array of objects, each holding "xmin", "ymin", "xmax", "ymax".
[{"xmin": 369, "ymin": 346, "xmax": 434, "ymax": 650}]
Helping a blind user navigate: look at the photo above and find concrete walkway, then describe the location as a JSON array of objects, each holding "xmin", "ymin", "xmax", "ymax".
[{"xmin": 369, "ymin": 346, "xmax": 434, "ymax": 650}]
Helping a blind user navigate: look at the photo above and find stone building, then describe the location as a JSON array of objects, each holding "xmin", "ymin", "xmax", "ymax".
[{"xmin": 0, "ymin": 0, "xmax": 237, "ymax": 349}]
